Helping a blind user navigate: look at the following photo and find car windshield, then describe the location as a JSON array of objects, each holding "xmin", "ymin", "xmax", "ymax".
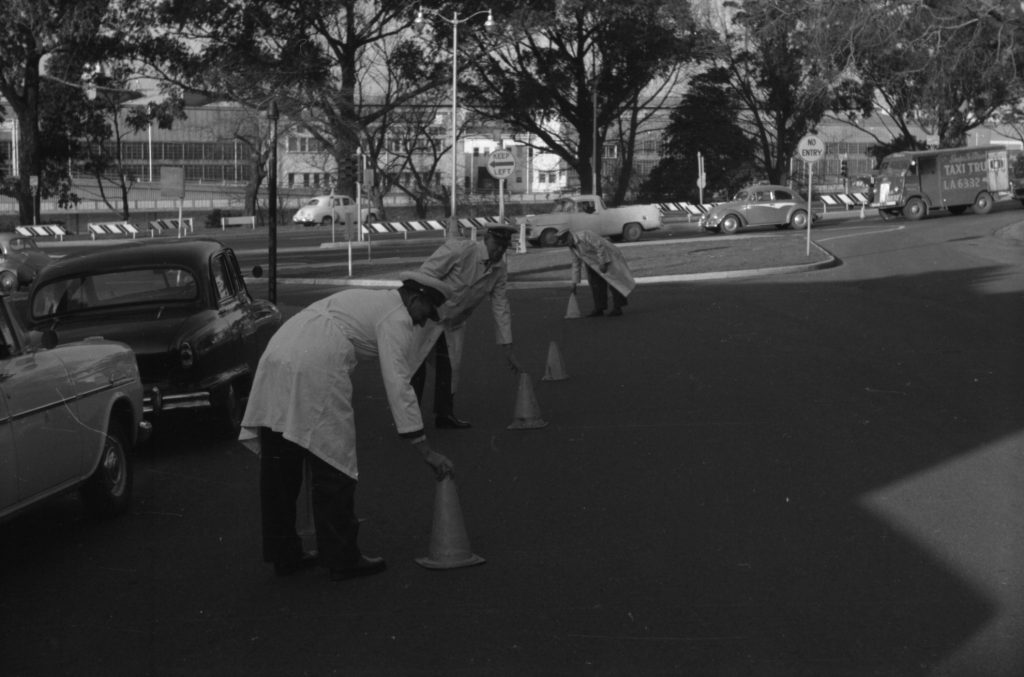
[
  {"xmin": 304, "ymin": 198, "xmax": 324, "ymax": 207},
  {"xmin": 733, "ymin": 190, "xmax": 751, "ymax": 200},
  {"xmin": 31, "ymin": 267, "xmax": 199, "ymax": 319},
  {"xmin": 878, "ymin": 156, "xmax": 911, "ymax": 172},
  {"xmin": 7, "ymin": 237, "xmax": 39, "ymax": 252}
]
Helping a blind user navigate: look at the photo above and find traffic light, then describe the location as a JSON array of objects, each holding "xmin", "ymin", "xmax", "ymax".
[{"xmin": 840, "ymin": 158, "xmax": 848, "ymax": 178}]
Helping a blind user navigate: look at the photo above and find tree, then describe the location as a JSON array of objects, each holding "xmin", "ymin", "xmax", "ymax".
[
  {"xmin": 639, "ymin": 67, "xmax": 756, "ymax": 203},
  {"xmin": 808, "ymin": 0, "xmax": 1024, "ymax": 150},
  {"xmin": 693, "ymin": 0, "xmax": 837, "ymax": 185},
  {"xmin": 0, "ymin": 0, "xmax": 110, "ymax": 223},
  {"xmin": 458, "ymin": 0, "xmax": 707, "ymax": 199},
  {"xmin": 157, "ymin": 0, "xmax": 444, "ymax": 212}
]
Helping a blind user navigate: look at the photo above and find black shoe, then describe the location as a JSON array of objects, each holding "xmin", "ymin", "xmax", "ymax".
[
  {"xmin": 435, "ymin": 413, "xmax": 472, "ymax": 429},
  {"xmin": 608, "ymin": 308, "xmax": 623, "ymax": 317},
  {"xmin": 273, "ymin": 552, "xmax": 319, "ymax": 577},
  {"xmin": 330, "ymin": 555, "xmax": 387, "ymax": 581},
  {"xmin": 586, "ymin": 309, "xmax": 604, "ymax": 317}
]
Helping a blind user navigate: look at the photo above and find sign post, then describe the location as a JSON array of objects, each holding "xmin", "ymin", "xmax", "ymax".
[
  {"xmin": 796, "ymin": 134, "xmax": 824, "ymax": 256},
  {"xmin": 29, "ymin": 175, "xmax": 38, "ymax": 225},
  {"xmin": 160, "ymin": 167, "xmax": 186, "ymax": 238},
  {"xmin": 696, "ymin": 152, "xmax": 707, "ymax": 211},
  {"xmin": 486, "ymin": 149, "xmax": 517, "ymax": 248}
]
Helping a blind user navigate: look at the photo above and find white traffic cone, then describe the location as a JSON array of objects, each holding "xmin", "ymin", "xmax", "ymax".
[{"xmin": 541, "ymin": 341, "xmax": 569, "ymax": 381}]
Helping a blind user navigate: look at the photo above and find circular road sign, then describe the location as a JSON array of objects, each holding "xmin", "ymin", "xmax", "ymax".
[
  {"xmin": 797, "ymin": 134, "xmax": 825, "ymax": 163},
  {"xmin": 486, "ymin": 149, "xmax": 516, "ymax": 180}
]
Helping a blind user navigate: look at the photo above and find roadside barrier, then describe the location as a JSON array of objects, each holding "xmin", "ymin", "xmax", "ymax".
[
  {"xmin": 148, "ymin": 218, "xmax": 193, "ymax": 237},
  {"xmin": 15, "ymin": 224, "xmax": 67, "ymax": 240},
  {"xmin": 88, "ymin": 221, "xmax": 142, "ymax": 239},
  {"xmin": 221, "ymin": 215, "xmax": 255, "ymax": 230}
]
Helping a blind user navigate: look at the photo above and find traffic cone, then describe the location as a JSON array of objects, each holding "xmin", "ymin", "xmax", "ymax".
[
  {"xmin": 507, "ymin": 372, "xmax": 549, "ymax": 429},
  {"xmin": 541, "ymin": 341, "xmax": 569, "ymax": 381},
  {"xmin": 415, "ymin": 475, "xmax": 485, "ymax": 570},
  {"xmin": 564, "ymin": 291, "xmax": 581, "ymax": 319},
  {"xmin": 859, "ymin": 203, "xmax": 865, "ymax": 219}
]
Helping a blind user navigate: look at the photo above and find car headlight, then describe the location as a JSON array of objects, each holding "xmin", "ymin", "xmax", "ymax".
[
  {"xmin": 0, "ymin": 270, "xmax": 17, "ymax": 293},
  {"xmin": 179, "ymin": 342, "xmax": 195, "ymax": 369}
]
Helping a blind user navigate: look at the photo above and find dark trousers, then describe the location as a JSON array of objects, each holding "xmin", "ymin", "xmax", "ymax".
[
  {"xmin": 411, "ymin": 332, "xmax": 454, "ymax": 416},
  {"xmin": 259, "ymin": 428, "xmax": 360, "ymax": 569},
  {"xmin": 586, "ymin": 267, "xmax": 627, "ymax": 311}
]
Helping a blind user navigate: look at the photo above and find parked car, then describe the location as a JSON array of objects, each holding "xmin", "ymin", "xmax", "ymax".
[
  {"xmin": 524, "ymin": 195, "xmax": 662, "ymax": 246},
  {"xmin": 700, "ymin": 184, "xmax": 813, "ymax": 234},
  {"xmin": 292, "ymin": 194, "xmax": 380, "ymax": 227},
  {"xmin": 1, "ymin": 288, "xmax": 149, "ymax": 522},
  {"xmin": 0, "ymin": 232, "xmax": 53, "ymax": 292},
  {"xmin": 25, "ymin": 239, "xmax": 282, "ymax": 436}
]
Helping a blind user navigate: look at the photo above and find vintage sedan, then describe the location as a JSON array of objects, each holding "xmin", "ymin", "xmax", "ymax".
[
  {"xmin": 0, "ymin": 232, "xmax": 53, "ymax": 292},
  {"xmin": 292, "ymin": 194, "xmax": 380, "ymax": 227},
  {"xmin": 700, "ymin": 184, "xmax": 814, "ymax": 234},
  {"xmin": 26, "ymin": 239, "xmax": 281, "ymax": 436},
  {"xmin": 1, "ymin": 289, "xmax": 149, "ymax": 522}
]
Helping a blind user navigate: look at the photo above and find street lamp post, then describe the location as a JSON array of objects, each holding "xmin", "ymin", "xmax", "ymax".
[
  {"xmin": 267, "ymin": 100, "xmax": 279, "ymax": 304},
  {"xmin": 414, "ymin": 6, "xmax": 495, "ymax": 238}
]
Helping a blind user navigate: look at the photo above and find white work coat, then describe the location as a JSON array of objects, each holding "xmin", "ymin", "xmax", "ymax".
[
  {"xmin": 569, "ymin": 230, "xmax": 636, "ymax": 298},
  {"xmin": 418, "ymin": 239, "xmax": 513, "ymax": 392},
  {"xmin": 240, "ymin": 289, "xmax": 436, "ymax": 480}
]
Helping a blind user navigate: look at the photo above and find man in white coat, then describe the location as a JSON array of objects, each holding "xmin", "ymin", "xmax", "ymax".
[
  {"xmin": 562, "ymin": 229, "xmax": 636, "ymax": 317},
  {"xmin": 413, "ymin": 223, "xmax": 524, "ymax": 428},
  {"xmin": 240, "ymin": 271, "xmax": 455, "ymax": 582}
]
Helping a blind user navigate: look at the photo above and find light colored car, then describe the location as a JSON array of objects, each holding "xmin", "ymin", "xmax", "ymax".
[
  {"xmin": 524, "ymin": 194, "xmax": 662, "ymax": 246},
  {"xmin": 0, "ymin": 233, "xmax": 53, "ymax": 292},
  {"xmin": 291, "ymin": 195, "xmax": 380, "ymax": 227},
  {"xmin": 1, "ymin": 289, "xmax": 150, "ymax": 522},
  {"xmin": 699, "ymin": 184, "xmax": 814, "ymax": 234}
]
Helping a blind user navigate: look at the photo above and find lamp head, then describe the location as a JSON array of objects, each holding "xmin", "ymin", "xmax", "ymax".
[
  {"xmin": 413, "ymin": 7, "xmax": 427, "ymax": 34},
  {"xmin": 484, "ymin": 9, "xmax": 496, "ymax": 34}
]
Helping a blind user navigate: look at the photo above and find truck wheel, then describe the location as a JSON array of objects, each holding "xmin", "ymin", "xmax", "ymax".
[
  {"xmin": 720, "ymin": 215, "xmax": 741, "ymax": 234},
  {"xmin": 973, "ymin": 192, "xmax": 993, "ymax": 215},
  {"xmin": 903, "ymin": 197, "xmax": 926, "ymax": 221},
  {"xmin": 81, "ymin": 421, "xmax": 133, "ymax": 518},
  {"xmin": 788, "ymin": 210, "xmax": 808, "ymax": 230},
  {"xmin": 539, "ymin": 229, "xmax": 559, "ymax": 247},
  {"xmin": 621, "ymin": 223, "xmax": 642, "ymax": 242}
]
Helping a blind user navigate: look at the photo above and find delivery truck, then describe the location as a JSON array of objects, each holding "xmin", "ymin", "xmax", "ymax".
[{"xmin": 871, "ymin": 145, "xmax": 1021, "ymax": 220}]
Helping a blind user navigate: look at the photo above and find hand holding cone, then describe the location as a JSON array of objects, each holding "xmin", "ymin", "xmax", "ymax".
[{"xmin": 415, "ymin": 476, "xmax": 485, "ymax": 570}]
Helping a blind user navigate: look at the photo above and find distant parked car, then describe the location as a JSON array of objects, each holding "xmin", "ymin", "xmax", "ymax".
[
  {"xmin": 1, "ymin": 288, "xmax": 149, "ymax": 522},
  {"xmin": 26, "ymin": 239, "xmax": 281, "ymax": 436},
  {"xmin": 292, "ymin": 195, "xmax": 380, "ymax": 227},
  {"xmin": 700, "ymin": 184, "xmax": 814, "ymax": 234},
  {"xmin": 0, "ymin": 233, "xmax": 53, "ymax": 292}
]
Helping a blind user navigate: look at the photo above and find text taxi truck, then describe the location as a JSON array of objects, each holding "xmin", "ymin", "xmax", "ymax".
[{"xmin": 871, "ymin": 145, "xmax": 1022, "ymax": 220}]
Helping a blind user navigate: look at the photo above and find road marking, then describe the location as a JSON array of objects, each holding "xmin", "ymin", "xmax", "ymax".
[{"xmin": 817, "ymin": 224, "xmax": 905, "ymax": 242}]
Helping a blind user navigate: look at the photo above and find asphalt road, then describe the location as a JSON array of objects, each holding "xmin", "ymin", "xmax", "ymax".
[{"xmin": 2, "ymin": 210, "xmax": 1022, "ymax": 676}]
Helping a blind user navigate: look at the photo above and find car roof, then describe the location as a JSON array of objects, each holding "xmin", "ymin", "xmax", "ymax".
[
  {"xmin": 740, "ymin": 184, "xmax": 794, "ymax": 193},
  {"xmin": 34, "ymin": 238, "xmax": 228, "ymax": 282},
  {"xmin": 0, "ymin": 232, "xmax": 29, "ymax": 245}
]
